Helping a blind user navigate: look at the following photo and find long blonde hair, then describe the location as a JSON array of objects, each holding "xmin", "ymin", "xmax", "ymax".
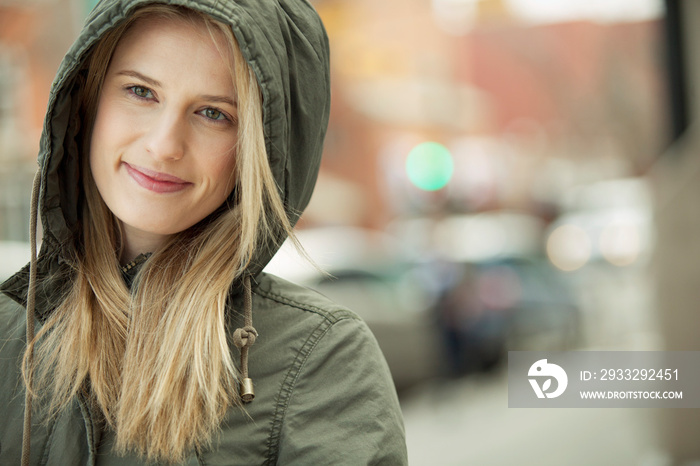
[{"xmin": 24, "ymin": 4, "xmax": 293, "ymax": 462}]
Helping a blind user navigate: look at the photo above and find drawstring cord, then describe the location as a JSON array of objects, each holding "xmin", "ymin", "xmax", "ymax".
[
  {"xmin": 232, "ymin": 275, "xmax": 257, "ymax": 402},
  {"xmin": 22, "ymin": 170, "xmax": 41, "ymax": 466}
]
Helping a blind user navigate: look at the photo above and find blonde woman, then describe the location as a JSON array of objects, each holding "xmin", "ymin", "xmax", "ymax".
[{"xmin": 0, "ymin": 1, "xmax": 407, "ymax": 464}]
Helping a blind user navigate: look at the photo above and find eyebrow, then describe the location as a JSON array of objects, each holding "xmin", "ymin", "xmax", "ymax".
[
  {"xmin": 116, "ymin": 70, "xmax": 237, "ymax": 107},
  {"xmin": 116, "ymin": 70, "xmax": 161, "ymax": 88},
  {"xmin": 200, "ymin": 94, "xmax": 237, "ymax": 108}
]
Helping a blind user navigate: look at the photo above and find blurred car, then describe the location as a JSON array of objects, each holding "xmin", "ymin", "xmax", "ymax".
[
  {"xmin": 391, "ymin": 210, "xmax": 582, "ymax": 375},
  {"xmin": 423, "ymin": 254, "xmax": 581, "ymax": 376},
  {"xmin": 264, "ymin": 227, "xmax": 443, "ymax": 391}
]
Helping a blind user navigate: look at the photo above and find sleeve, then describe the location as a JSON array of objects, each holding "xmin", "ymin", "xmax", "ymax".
[{"xmin": 276, "ymin": 316, "xmax": 408, "ymax": 465}]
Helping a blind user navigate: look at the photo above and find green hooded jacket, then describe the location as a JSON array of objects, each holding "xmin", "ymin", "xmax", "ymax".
[{"xmin": 0, "ymin": 0, "xmax": 408, "ymax": 464}]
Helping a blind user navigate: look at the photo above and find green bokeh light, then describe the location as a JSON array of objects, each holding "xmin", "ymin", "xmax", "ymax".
[{"xmin": 405, "ymin": 142, "xmax": 454, "ymax": 191}]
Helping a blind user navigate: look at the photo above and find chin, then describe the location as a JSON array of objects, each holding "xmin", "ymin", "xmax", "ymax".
[{"xmin": 118, "ymin": 216, "xmax": 191, "ymax": 237}]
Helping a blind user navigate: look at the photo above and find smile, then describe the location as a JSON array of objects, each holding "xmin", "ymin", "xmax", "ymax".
[{"xmin": 124, "ymin": 162, "xmax": 192, "ymax": 193}]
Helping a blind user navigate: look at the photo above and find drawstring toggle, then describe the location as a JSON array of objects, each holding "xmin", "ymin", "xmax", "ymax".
[{"xmin": 240, "ymin": 378, "xmax": 255, "ymax": 402}]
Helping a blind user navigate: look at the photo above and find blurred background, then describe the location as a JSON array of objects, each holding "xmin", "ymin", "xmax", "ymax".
[{"xmin": 2, "ymin": 0, "xmax": 700, "ymax": 464}]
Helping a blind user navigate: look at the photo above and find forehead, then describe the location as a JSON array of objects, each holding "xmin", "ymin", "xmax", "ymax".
[{"xmin": 108, "ymin": 14, "xmax": 235, "ymax": 86}]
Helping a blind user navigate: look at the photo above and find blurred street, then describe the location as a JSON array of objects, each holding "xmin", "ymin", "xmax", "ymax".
[
  {"xmin": 400, "ymin": 260, "xmax": 667, "ymax": 465},
  {"xmin": 401, "ymin": 371, "xmax": 662, "ymax": 466}
]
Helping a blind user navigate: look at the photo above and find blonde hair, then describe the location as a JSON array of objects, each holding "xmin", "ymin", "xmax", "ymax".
[{"xmin": 24, "ymin": 4, "xmax": 293, "ymax": 463}]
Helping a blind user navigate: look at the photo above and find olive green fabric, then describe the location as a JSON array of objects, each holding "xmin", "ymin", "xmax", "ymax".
[
  {"xmin": 1, "ymin": 274, "xmax": 407, "ymax": 464},
  {"xmin": 0, "ymin": 0, "xmax": 408, "ymax": 464}
]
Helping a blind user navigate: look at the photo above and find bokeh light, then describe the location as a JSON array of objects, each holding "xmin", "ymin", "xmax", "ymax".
[
  {"xmin": 405, "ymin": 142, "xmax": 454, "ymax": 191},
  {"xmin": 546, "ymin": 224, "xmax": 592, "ymax": 271},
  {"xmin": 599, "ymin": 223, "xmax": 641, "ymax": 267}
]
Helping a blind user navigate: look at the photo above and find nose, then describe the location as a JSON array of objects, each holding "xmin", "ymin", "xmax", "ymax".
[{"xmin": 143, "ymin": 111, "xmax": 186, "ymax": 161}]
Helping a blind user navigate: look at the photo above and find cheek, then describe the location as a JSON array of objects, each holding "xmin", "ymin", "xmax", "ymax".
[
  {"xmin": 90, "ymin": 94, "xmax": 140, "ymax": 161},
  {"xmin": 89, "ymin": 108, "xmax": 113, "ymax": 175},
  {"xmin": 209, "ymin": 152, "xmax": 238, "ymax": 198},
  {"xmin": 88, "ymin": 111, "xmax": 109, "ymax": 184},
  {"xmin": 198, "ymin": 133, "xmax": 238, "ymax": 196}
]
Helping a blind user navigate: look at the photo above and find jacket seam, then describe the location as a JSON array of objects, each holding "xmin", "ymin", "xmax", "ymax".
[
  {"xmin": 262, "ymin": 316, "xmax": 335, "ymax": 464},
  {"xmin": 77, "ymin": 393, "xmax": 97, "ymax": 466},
  {"xmin": 39, "ymin": 414, "xmax": 60, "ymax": 466},
  {"xmin": 253, "ymin": 287, "xmax": 357, "ymax": 325}
]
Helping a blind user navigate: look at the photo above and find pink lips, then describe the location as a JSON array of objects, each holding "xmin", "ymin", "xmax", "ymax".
[{"xmin": 124, "ymin": 163, "xmax": 192, "ymax": 193}]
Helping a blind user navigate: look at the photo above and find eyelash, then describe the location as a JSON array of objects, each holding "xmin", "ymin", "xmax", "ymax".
[{"xmin": 124, "ymin": 85, "xmax": 235, "ymax": 125}]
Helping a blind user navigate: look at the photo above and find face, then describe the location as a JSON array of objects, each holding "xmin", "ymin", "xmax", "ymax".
[{"xmin": 90, "ymin": 16, "xmax": 239, "ymax": 256}]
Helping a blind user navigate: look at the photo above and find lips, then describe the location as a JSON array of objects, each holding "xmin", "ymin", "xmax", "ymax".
[{"xmin": 124, "ymin": 162, "xmax": 192, "ymax": 193}]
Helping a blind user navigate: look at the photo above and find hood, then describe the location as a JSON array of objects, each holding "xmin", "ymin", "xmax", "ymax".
[
  {"xmin": 33, "ymin": 0, "xmax": 330, "ymax": 278},
  {"xmin": 5, "ymin": 4, "xmax": 329, "ymax": 460}
]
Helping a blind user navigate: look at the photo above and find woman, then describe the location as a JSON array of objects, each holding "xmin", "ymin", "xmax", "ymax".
[{"xmin": 0, "ymin": 1, "xmax": 407, "ymax": 464}]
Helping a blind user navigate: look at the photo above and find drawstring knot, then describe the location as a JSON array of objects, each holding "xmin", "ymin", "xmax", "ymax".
[{"xmin": 233, "ymin": 325, "xmax": 258, "ymax": 349}]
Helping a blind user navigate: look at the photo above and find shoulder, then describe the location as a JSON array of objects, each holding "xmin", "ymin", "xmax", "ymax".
[
  {"xmin": 247, "ymin": 272, "xmax": 370, "ymax": 359},
  {"xmin": 0, "ymin": 292, "xmax": 31, "ymax": 397},
  {"xmin": 229, "ymin": 273, "xmax": 408, "ymax": 465},
  {"xmin": 207, "ymin": 273, "xmax": 407, "ymax": 465},
  {"xmin": 252, "ymin": 272, "xmax": 360, "ymax": 324},
  {"xmin": 0, "ymin": 291, "xmax": 27, "ymax": 342},
  {"xmin": 243, "ymin": 272, "xmax": 378, "ymax": 399}
]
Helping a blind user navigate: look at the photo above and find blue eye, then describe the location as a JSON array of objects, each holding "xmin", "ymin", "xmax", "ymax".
[
  {"xmin": 129, "ymin": 86, "xmax": 153, "ymax": 99},
  {"xmin": 203, "ymin": 108, "xmax": 226, "ymax": 121}
]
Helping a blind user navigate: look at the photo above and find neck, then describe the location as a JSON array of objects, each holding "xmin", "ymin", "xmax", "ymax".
[{"xmin": 120, "ymin": 224, "xmax": 169, "ymax": 264}]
